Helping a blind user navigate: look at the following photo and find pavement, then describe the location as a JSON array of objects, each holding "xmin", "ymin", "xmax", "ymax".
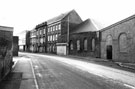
[
  {"xmin": 37, "ymin": 53, "xmax": 135, "ymax": 73},
  {"xmin": 66, "ymin": 55, "xmax": 135, "ymax": 72},
  {"xmin": 0, "ymin": 56, "xmax": 37, "ymax": 89}
]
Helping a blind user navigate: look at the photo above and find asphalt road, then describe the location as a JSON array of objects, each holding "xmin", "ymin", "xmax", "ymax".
[{"xmin": 21, "ymin": 53, "xmax": 133, "ymax": 89}]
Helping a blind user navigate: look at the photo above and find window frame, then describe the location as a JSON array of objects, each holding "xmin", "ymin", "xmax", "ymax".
[{"xmin": 84, "ymin": 38, "xmax": 88, "ymax": 51}]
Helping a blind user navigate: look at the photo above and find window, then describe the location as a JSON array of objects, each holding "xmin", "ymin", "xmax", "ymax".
[
  {"xmin": 56, "ymin": 34, "xmax": 58, "ymax": 40},
  {"xmin": 119, "ymin": 33, "xmax": 127, "ymax": 52},
  {"xmin": 77, "ymin": 40, "xmax": 80, "ymax": 51},
  {"xmin": 51, "ymin": 27, "xmax": 53, "ymax": 32},
  {"xmin": 53, "ymin": 26, "xmax": 55, "ymax": 31},
  {"xmin": 70, "ymin": 41, "xmax": 73, "ymax": 50},
  {"xmin": 92, "ymin": 38, "xmax": 95, "ymax": 51},
  {"xmin": 56, "ymin": 25, "xmax": 58, "ymax": 30},
  {"xmin": 50, "ymin": 35, "xmax": 52, "ymax": 41},
  {"xmin": 84, "ymin": 38, "xmax": 87, "ymax": 51},
  {"xmin": 44, "ymin": 28, "xmax": 46, "ymax": 34},
  {"xmin": 40, "ymin": 30, "xmax": 42, "ymax": 35},
  {"xmin": 58, "ymin": 24, "xmax": 61, "ymax": 30},
  {"xmin": 48, "ymin": 27, "xmax": 50, "ymax": 32},
  {"xmin": 53, "ymin": 35, "xmax": 55, "ymax": 41}
]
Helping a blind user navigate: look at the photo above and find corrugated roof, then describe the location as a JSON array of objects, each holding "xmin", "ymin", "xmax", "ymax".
[
  {"xmin": 47, "ymin": 10, "xmax": 74, "ymax": 25},
  {"xmin": 71, "ymin": 19, "xmax": 99, "ymax": 34}
]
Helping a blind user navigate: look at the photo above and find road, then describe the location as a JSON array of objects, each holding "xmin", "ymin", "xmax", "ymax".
[
  {"xmin": 0, "ymin": 52, "xmax": 134, "ymax": 89},
  {"xmin": 21, "ymin": 52, "xmax": 134, "ymax": 89}
]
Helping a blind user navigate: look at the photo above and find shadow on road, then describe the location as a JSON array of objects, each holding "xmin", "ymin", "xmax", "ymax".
[{"xmin": 0, "ymin": 72, "xmax": 22, "ymax": 89}]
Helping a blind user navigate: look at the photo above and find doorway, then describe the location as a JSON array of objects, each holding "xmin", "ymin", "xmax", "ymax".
[{"xmin": 106, "ymin": 45, "xmax": 112, "ymax": 60}]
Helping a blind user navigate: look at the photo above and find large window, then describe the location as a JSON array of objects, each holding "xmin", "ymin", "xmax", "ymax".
[
  {"xmin": 92, "ymin": 38, "xmax": 95, "ymax": 51},
  {"xmin": 84, "ymin": 38, "xmax": 87, "ymax": 51},
  {"xmin": 119, "ymin": 33, "xmax": 127, "ymax": 52},
  {"xmin": 77, "ymin": 40, "xmax": 80, "ymax": 51}
]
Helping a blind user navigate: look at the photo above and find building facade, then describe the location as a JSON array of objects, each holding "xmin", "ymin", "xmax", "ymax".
[
  {"xmin": 18, "ymin": 30, "xmax": 30, "ymax": 51},
  {"xmin": 100, "ymin": 15, "xmax": 135, "ymax": 63},
  {"xmin": 35, "ymin": 22, "xmax": 47, "ymax": 53},
  {"xmin": 58, "ymin": 19, "xmax": 100, "ymax": 57},
  {"xmin": 46, "ymin": 10, "xmax": 83, "ymax": 54}
]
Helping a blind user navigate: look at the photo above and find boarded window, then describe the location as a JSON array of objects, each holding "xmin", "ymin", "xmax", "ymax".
[
  {"xmin": 77, "ymin": 40, "xmax": 80, "ymax": 51},
  {"xmin": 92, "ymin": 38, "xmax": 95, "ymax": 51},
  {"xmin": 84, "ymin": 38, "xmax": 87, "ymax": 51},
  {"xmin": 119, "ymin": 33, "xmax": 127, "ymax": 52}
]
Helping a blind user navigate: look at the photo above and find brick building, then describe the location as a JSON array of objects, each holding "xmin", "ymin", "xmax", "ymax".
[
  {"xmin": 58, "ymin": 19, "xmax": 100, "ymax": 57},
  {"xmin": 35, "ymin": 22, "xmax": 47, "ymax": 53},
  {"xmin": 47, "ymin": 10, "xmax": 82, "ymax": 54},
  {"xmin": 100, "ymin": 14, "xmax": 135, "ymax": 63}
]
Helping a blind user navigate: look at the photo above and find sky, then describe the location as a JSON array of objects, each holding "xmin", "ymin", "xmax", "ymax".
[{"xmin": 0, "ymin": 0, "xmax": 135, "ymax": 36}]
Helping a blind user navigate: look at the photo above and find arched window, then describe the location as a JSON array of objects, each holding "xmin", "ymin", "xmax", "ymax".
[
  {"xmin": 119, "ymin": 33, "xmax": 127, "ymax": 52},
  {"xmin": 92, "ymin": 38, "xmax": 95, "ymax": 51},
  {"xmin": 84, "ymin": 38, "xmax": 87, "ymax": 51},
  {"xmin": 77, "ymin": 40, "xmax": 80, "ymax": 51},
  {"xmin": 70, "ymin": 41, "xmax": 73, "ymax": 50}
]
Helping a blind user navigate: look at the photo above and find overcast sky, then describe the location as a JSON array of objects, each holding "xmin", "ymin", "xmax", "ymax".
[{"xmin": 0, "ymin": 0, "xmax": 135, "ymax": 35}]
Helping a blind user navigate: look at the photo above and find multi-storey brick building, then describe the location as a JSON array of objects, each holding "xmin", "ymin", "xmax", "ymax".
[
  {"xmin": 47, "ymin": 10, "xmax": 82, "ymax": 54},
  {"xmin": 35, "ymin": 22, "xmax": 47, "ymax": 53},
  {"xmin": 100, "ymin": 14, "xmax": 135, "ymax": 63}
]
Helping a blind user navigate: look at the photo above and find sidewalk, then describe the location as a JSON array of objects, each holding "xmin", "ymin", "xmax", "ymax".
[
  {"xmin": 12, "ymin": 56, "xmax": 36, "ymax": 89},
  {"xmin": 66, "ymin": 55, "xmax": 135, "ymax": 73}
]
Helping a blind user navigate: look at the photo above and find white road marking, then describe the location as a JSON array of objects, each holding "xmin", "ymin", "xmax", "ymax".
[
  {"xmin": 124, "ymin": 84, "xmax": 135, "ymax": 89},
  {"xmin": 30, "ymin": 59, "xmax": 39, "ymax": 89}
]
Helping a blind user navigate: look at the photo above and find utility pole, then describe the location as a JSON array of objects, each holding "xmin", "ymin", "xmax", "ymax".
[{"xmin": 67, "ymin": 16, "xmax": 69, "ymax": 55}]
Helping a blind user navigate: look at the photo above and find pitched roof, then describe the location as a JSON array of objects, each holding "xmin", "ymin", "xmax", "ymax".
[
  {"xmin": 71, "ymin": 19, "xmax": 99, "ymax": 34},
  {"xmin": 47, "ymin": 10, "xmax": 74, "ymax": 25}
]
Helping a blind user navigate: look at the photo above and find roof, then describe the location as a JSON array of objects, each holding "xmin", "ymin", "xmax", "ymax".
[
  {"xmin": 47, "ymin": 10, "xmax": 74, "ymax": 25},
  {"xmin": 71, "ymin": 19, "xmax": 99, "ymax": 34},
  {"xmin": 0, "ymin": 25, "xmax": 13, "ymax": 32}
]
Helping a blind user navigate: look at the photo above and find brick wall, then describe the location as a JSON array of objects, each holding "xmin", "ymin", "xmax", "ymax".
[
  {"xmin": 13, "ymin": 36, "xmax": 19, "ymax": 56},
  {"xmin": 101, "ymin": 16, "xmax": 135, "ymax": 63},
  {"xmin": 69, "ymin": 32, "xmax": 100, "ymax": 58}
]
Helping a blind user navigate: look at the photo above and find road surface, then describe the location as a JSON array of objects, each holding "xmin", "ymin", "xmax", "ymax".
[
  {"xmin": 0, "ymin": 52, "xmax": 134, "ymax": 89},
  {"xmin": 22, "ymin": 52, "xmax": 135, "ymax": 89}
]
